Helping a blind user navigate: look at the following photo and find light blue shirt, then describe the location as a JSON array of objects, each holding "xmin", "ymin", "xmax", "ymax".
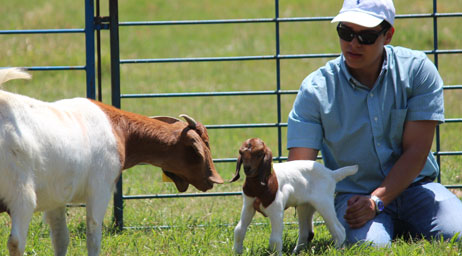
[{"xmin": 287, "ymin": 45, "xmax": 444, "ymax": 194}]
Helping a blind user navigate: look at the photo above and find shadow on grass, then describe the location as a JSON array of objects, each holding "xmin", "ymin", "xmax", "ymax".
[
  {"xmin": 284, "ymin": 236, "xmax": 337, "ymax": 255},
  {"xmin": 246, "ymin": 234, "xmax": 337, "ymax": 255}
]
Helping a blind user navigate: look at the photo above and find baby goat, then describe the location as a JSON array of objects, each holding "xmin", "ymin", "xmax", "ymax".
[
  {"xmin": 0, "ymin": 68, "xmax": 223, "ymax": 256},
  {"xmin": 231, "ymin": 138, "xmax": 358, "ymax": 255}
]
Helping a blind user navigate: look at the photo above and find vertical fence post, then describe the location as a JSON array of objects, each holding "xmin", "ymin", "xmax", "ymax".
[
  {"xmin": 109, "ymin": 0, "xmax": 124, "ymax": 231},
  {"xmin": 96, "ymin": 0, "xmax": 103, "ymax": 102},
  {"xmin": 84, "ymin": 0, "xmax": 96, "ymax": 100},
  {"xmin": 432, "ymin": 0, "xmax": 442, "ymax": 183},
  {"xmin": 274, "ymin": 0, "xmax": 283, "ymax": 162}
]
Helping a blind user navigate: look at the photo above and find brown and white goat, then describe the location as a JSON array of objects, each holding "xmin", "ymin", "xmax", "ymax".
[
  {"xmin": 0, "ymin": 68, "xmax": 223, "ymax": 256},
  {"xmin": 231, "ymin": 138, "xmax": 358, "ymax": 255}
]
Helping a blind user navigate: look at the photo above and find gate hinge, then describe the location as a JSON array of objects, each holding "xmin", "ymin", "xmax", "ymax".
[{"xmin": 94, "ymin": 16, "xmax": 110, "ymax": 30}]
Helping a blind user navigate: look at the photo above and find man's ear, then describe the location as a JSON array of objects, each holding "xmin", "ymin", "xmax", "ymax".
[{"xmin": 384, "ymin": 27, "xmax": 394, "ymax": 45}]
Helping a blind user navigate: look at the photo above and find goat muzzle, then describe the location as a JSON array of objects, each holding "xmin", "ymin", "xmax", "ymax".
[{"xmin": 208, "ymin": 171, "xmax": 224, "ymax": 184}]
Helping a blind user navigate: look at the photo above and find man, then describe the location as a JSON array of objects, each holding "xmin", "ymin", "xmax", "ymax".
[{"xmin": 287, "ymin": 0, "xmax": 462, "ymax": 247}]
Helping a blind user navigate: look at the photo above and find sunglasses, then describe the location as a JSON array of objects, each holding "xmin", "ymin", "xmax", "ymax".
[{"xmin": 336, "ymin": 23, "xmax": 388, "ymax": 45}]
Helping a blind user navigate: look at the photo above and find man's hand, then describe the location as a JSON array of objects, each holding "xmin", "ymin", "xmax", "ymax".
[{"xmin": 343, "ymin": 195, "xmax": 376, "ymax": 229}]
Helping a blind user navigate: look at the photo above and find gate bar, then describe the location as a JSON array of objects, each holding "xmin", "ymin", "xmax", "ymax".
[
  {"xmin": 84, "ymin": 0, "xmax": 96, "ymax": 100},
  {"xmin": 108, "ymin": 0, "xmax": 124, "ymax": 232}
]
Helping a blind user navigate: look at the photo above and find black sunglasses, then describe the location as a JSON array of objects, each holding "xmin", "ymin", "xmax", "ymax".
[{"xmin": 336, "ymin": 23, "xmax": 388, "ymax": 45}]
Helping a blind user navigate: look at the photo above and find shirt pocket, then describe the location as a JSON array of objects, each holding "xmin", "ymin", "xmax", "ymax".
[{"xmin": 390, "ymin": 108, "xmax": 408, "ymax": 154}]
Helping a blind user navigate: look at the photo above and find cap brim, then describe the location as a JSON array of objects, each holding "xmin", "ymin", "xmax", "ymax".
[{"xmin": 331, "ymin": 11, "xmax": 383, "ymax": 28}]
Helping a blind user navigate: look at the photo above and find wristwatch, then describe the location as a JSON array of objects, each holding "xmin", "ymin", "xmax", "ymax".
[{"xmin": 370, "ymin": 195, "xmax": 385, "ymax": 215}]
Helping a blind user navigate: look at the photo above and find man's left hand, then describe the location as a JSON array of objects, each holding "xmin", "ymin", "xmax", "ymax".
[{"xmin": 343, "ymin": 195, "xmax": 376, "ymax": 229}]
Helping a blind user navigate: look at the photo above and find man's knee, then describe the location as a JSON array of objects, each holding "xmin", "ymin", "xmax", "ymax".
[
  {"xmin": 407, "ymin": 182, "xmax": 462, "ymax": 240},
  {"xmin": 344, "ymin": 219, "xmax": 392, "ymax": 247},
  {"xmin": 335, "ymin": 194, "xmax": 393, "ymax": 247}
]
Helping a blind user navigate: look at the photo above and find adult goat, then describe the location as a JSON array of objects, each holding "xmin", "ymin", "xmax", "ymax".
[{"xmin": 0, "ymin": 68, "xmax": 223, "ymax": 256}]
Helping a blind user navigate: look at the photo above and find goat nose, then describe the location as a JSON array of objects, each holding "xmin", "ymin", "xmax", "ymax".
[{"xmin": 208, "ymin": 172, "xmax": 224, "ymax": 184}]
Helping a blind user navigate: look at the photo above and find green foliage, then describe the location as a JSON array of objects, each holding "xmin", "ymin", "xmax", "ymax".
[{"xmin": 1, "ymin": 0, "xmax": 461, "ymax": 255}]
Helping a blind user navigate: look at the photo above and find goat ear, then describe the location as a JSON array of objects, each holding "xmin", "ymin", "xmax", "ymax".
[
  {"xmin": 162, "ymin": 170, "xmax": 189, "ymax": 192},
  {"xmin": 259, "ymin": 149, "xmax": 273, "ymax": 185},
  {"xmin": 229, "ymin": 155, "xmax": 242, "ymax": 182}
]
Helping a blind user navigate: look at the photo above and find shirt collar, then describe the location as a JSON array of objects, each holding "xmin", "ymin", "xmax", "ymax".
[{"xmin": 340, "ymin": 47, "xmax": 390, "ymax": 90}]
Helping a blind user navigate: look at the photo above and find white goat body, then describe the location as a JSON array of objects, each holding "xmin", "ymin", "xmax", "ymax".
[
  {"xmin": 0, "ymin": 86, "xmax": 121, "ymax": 256},
  {"xmin": 0, "ymin": 92, "xmax": 120, "ymax": 210},
  {"xmin": 232, "ymin": 138, "xmax": 358, "ymax": 255},
  {"xmin": 0, "ymin": 68, "xmax": 223, "ymax": 256}
]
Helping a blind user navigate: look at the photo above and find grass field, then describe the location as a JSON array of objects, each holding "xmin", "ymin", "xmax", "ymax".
[{"xmin": 1, "ymin": 0, "xmax": 462, "ymax": 255}]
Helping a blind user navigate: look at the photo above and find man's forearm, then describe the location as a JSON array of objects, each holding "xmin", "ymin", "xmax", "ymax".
[
  {"xmin": 372, "ymin": 147, "xmax": 429, "ymax": 205},
  {"xmin": 372, "ymin": 121, "xmax": 437, "ymax": 206}
]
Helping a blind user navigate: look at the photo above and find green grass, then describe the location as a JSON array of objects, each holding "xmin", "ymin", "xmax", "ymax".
[{"xmin": 1, "ymin": 0, "xmax": 462, "ymax": 255}]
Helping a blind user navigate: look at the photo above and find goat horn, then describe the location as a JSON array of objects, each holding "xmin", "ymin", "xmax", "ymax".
[
  {"xmin": 179, "ymin": 114, "xmax": 197, "ymax": 129},
  {"xmin": 149, "ymin": 116, "xmax": 181, "ymax": 124}
]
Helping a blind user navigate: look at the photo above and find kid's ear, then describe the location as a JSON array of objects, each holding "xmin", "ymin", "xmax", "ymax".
[
  {"xmin": 230, "ymin": 155, "xmax": 242, "ymax": 183},
  {"xmin": 261, "ymin": 149, "xmax": 273, "ymax": 176}
]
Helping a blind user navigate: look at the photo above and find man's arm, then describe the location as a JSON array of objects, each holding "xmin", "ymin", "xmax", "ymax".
[
  {"xmin": 373, "ymin": 120, "xmax": 438, "ymax": 204},
  {"xmin": 288, "ymin": 147, "xmax": 319, "ymax": 161},
  {"xmin": 344, "ymin": 120, "xmax": 438, "ymax": 228}
]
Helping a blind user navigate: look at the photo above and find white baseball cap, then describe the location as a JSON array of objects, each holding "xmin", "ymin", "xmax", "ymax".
[{"xmin": 331, "ymin": 0, "xmax": 395, "ymax": 28}]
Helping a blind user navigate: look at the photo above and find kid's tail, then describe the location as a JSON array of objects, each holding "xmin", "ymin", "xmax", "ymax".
[
  {"xmin": 0, "ymin": 68, "xmax": 31, "ymax": 86},
  {"xmin": 332, "ymin": 165, "xmax": 358, "ymax": 182}
]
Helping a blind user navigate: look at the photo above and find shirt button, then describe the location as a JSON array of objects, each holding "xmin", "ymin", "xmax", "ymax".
[
  {"xmin": 377, "ymin": 143, "xmax": 381, "ymax": 146},
  {"xmin": 374, "ymin": 117, "xmax": 378, "ymax": 122},
  {"xmin": 370, "ymin": 93, "xmax": 374, "ymax": 97}
]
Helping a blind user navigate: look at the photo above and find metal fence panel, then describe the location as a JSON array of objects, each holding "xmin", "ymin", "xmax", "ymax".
[
  {"xmin": 106, "ymin": 0, "xmax": 462, "ymax": 230},
  {"xmin": 2, "ymin": 0, "xmax": 461, "ymax": 231}
]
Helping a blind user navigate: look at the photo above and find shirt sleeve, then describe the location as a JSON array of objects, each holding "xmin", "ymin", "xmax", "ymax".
[
  {"xmin": 406, "ymin": 55, "xmax": 444, "ymax": 123},
  {"xmin": 287, "ymin": 75, "xmax": 324, "ymax": 150}
]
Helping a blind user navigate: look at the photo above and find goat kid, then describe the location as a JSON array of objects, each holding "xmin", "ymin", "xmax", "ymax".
[
  {"xmin": 0, "ymin": 68, "xmax": 223, "ymax": 256},
  {"xmin": 231, "ymin": 138, "xmax": 358, "ymax": 255}
]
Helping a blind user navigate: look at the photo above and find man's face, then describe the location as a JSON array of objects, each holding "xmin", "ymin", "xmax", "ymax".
[{"xmin": 339, "ymin": 22, "xmax": 394, "ymax": 72}]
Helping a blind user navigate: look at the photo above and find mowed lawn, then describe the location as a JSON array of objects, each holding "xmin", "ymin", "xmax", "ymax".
[{"xmin": 1, "ymin": 0, "xmax": 462, "ymax": 255}]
